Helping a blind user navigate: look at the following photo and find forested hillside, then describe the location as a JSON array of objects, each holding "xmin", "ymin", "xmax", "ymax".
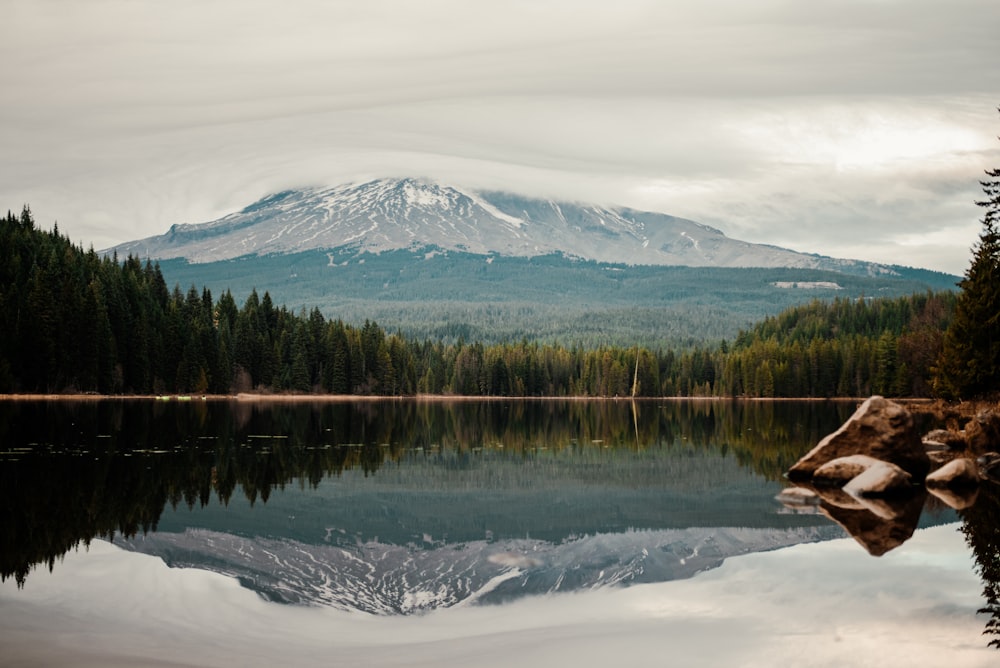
[
  {"xmin": 0, "ymin": 207, "xmax": 956, "ymax": 397},
  {"xmin": 156, "ymin": 247, "xmax": 958, "ymax": 349},
  {"xmin": 722, "ymin": 292, "xmax": 954, "ymax": 397}
]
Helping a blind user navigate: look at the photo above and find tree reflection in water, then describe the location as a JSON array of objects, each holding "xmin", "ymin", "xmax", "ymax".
[
  {"xmin": 960, "ymin": 480, "xmax": 1000, "ymax": 648},
  {"xmin": 0, "ymin": 398, "xmax": 850, "ymax": 587},
  {"xmin": 1, "ymin": 398, "xmax": 995, "ymax": 646}
]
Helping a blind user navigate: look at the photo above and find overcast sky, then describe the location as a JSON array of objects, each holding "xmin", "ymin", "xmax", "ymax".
[
  {"xmin": 0, "ymin": 526, "xmax": 993, "ymax": 666},
  {"xmin": 3, "ymin": 0, "xmax": 998, "ymax": 275}
]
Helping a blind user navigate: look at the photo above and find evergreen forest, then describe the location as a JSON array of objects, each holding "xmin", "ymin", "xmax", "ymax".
[
  {"xmin": 0, "ymin": 205, "xmax": 970, "ymax": 399},
  {"xmin": 154, "ymin": 245, "xmax": 957, "ymax": 350}
]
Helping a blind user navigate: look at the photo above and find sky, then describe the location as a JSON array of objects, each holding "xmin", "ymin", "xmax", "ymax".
[
  {"xmin": 0, "ymin": 525, "xmax": 994, "ymax": 667},
  {"xmin": 2, "ymin": 0, "xmax": 998, "ymax": 275}
]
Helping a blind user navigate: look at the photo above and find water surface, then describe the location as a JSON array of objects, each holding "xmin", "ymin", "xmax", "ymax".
[{"xmin": 0, "ymin": 398, "xmax": 985, "ymax": 620}]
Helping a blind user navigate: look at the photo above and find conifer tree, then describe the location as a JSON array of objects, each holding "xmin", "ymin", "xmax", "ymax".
[{"xmin": 935, "ymin": 112, "xmax": 1000, "ymax": 399}]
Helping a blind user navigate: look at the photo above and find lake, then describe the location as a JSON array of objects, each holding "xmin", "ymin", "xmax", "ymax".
[{"xmin": 0, "ymin": 398, "xmax": 997, "ymax": 666}]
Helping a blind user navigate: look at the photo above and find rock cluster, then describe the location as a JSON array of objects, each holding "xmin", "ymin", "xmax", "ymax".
[
  {"xmin": 778, "ymin": 396, "xmax": 1000, "ymax": 556},
  {"xmin": 787, "ymin": 396, "xmax": 930, "ymax": 482}
]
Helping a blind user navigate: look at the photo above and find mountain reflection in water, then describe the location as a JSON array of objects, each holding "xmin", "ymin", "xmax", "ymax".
[{"xmin": 1, "ymin": 398, "xmax": 994, "ymax": 640}]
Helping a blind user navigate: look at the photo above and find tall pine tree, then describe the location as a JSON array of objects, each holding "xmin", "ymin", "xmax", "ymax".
[{"xmin": 935, "ymin": 110, "xmax": 1000, "ymax": 399}]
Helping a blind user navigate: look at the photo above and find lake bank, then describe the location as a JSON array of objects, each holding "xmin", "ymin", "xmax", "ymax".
[
  {"xmin": 0, "ymin": 392, "xmax": 896, "ymax": 402},
  {"xmin": 3, "ymin": 392, "xmax": 995, "ymax": 421}
]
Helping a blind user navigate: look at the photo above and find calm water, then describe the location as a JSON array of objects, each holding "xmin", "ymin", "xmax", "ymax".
[{"xmin": 0, "ymin": 398, "xmax": 992, "ymax": 625}]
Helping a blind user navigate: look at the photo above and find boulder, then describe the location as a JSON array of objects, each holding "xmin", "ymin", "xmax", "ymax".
[
  {"xmin": 926, "ymin": 449, "xmax": 956, "ymax": 466},
  {"xmin": 774, "ymin": 486, "xmax": 820, "ymax": 509},
  {"xmin": 978, "ymin": 452, "xmax": 1000, "ymax": 482},
  {"xmin": 788, "ymin": 396, "xmax": 929, "ymax": 481},
  {"xmin": 923, "ymin": 428, "xmax": 967, "ymax": 451},
  {"xmin": 922, "ymin": 439, "xmax": 949, "ymax": 453},
  {"xmin": 927, "ymin": 485, "xmax": 979, "ymax": 510},
  {"xmin": 965, "ymin": 410, "xmax": 1000, "ymax": 454},
  {"xmin": 809, "ymin": 484, "xmax": 869, "ymax": 511},
  {"xmin": 843, "ymin": 460, "xmax": 913, "ymax": 497},
  {"xmin": 848, "ymin": 492, "xmax": 912, "ymax": 521},
  {"xmin": 812, "ymin": 454, "xmax": 883, "ymax": 485},
  {"xmin": 818, "ymin": 489, "xmax": 926, "ymax": 557},
  {"xmin": 925, "ymin": 458, "xmax": 980, "ymax": 489}
]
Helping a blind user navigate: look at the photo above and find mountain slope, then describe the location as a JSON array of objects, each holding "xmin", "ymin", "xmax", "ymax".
[
  {"xmin": 154, "ymin": 249, "xmax": 957, "ymax": 348},
  {"xmin": 110, "ymin": 178, "xmax": 893, "ymax": 274},
  {"xmin": 122, "ymin": 526, "xmax": 841, "ymax": 614},
  {"xmin": 108, "ymin": 177, "xmax": 957, "ymax": 347}
]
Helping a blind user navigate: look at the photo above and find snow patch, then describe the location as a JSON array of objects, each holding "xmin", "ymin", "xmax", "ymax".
[
  {"xmin": 463, "ymin": 190, "xmax": 526, "ymax": 229},
  {"xmin": 772, "ymin": 281, "xmax": 843, "ymax": 289},
  {"xmin": 680, "ymin": 231, "xmax": 701, "ymax": 252},
  {"xmin": 402, "ymin": 181, "xmax": 451, "ymax": 209}
]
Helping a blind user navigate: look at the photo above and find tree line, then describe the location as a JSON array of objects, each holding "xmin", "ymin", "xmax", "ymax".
[{"xmin": 0, "ymin": 204, "xmax": 993, "ymax": 399}]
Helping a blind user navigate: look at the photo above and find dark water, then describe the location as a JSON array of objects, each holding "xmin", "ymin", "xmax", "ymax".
[{"xmin": 1, "ymin": 398, "xmax": 991, "ymax": 622}]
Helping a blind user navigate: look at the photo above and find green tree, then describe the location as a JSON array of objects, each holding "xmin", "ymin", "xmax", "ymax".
[{"xmin": 935, "ymin": 119, "xmax": 1000, "ymax": 399}]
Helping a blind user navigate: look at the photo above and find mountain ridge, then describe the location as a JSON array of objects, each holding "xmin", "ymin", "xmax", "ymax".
[
  {"xmin": 106, "ymin": 177, "xmax": 957, "ymax": 347},
  {"xmin": 108, "ymin": 178, "xmax": 900, "ymax": 275}
]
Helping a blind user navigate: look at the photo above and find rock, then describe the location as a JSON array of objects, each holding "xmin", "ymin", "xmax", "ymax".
[
  {"xmin": 923, "ymin": 428, "xmax": 967, "ymax": 451},
  {"xmin": 848, "ymin": 493, "xmax": 911, "ymax": 521},
  {"xmin": 927, "ymin": 485, "xmax": 979, "ymax": 510},
  {"xmin": 788, "ymin": 396, "xmax": 929, "ymax": 481},
  {"xmin": 965, "ymin": 410, "xmax": 1000, "ymax": 454},
  {"xmin": 809, "ymin": 484, "xmax": 869, "ymax": 511},
  {"xmin": 926, "ymin": 449, "xmax": 956, "ymax": 466},
  {"xmin": 843, "ymin": 460, "xmax": 913, "ymax": 497},
  {"xmin": 775, "ymin": 486, "xmax": 820, "ymax": 508},
  {"xmin": 818, "ymin": 489, "xmax": 926, "ymax": 556},
  {"xmin": 978, "ymin": 452, "xmax": 1000, "ymax": 482},
  {"xmin": 812, "ymin": 454, "xmax": 883, "ymax": 485},
  {"xmin": 925, "ymin": 458, "xmax": 980, "ymax": 488},
  {"xmin": 922, "ymin": 439, "xmax": 948, "ymax": 452}
]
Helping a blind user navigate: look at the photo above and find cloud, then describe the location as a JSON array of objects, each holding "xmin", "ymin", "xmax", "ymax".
[
  {"xmin": 0, "ymin": 525, "xmax": 992, "ymax": 667},
  {"xmin": 2, "ymin": 0, "xmax": 998, "ymax": 273}
]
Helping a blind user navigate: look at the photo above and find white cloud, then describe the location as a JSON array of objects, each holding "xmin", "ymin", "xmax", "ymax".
[
  {"xmin": 0, "ymin": 524, "xmax": 992, "ymax": 667},
  {"xmin": 2, "ymin": 0, "xmax": 998, "ymax": 274}
]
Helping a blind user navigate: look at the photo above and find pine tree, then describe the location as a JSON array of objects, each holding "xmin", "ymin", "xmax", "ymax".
[{"xmin": 935, "ymin": 113, "xmax": 1000, "ymax": 399}]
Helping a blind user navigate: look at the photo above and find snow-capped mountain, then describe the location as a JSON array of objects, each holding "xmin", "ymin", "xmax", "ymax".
[
  {"xmin": 121, "ymin": 525, "xmax": 843, "ymax": 614},
  {"xmin": 109, "ymin": 178, "xmax": 893, "ymax": 273}
]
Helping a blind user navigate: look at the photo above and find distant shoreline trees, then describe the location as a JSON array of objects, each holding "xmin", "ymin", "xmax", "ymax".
[{"xmin": 0, "ymin": 205, "xmax": 959, "ymax": 398}]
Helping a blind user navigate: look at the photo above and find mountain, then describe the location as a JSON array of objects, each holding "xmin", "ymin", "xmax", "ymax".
[
  {"xmin": 111, "ymin": 177, "xmax": 892, "ymax": 274},
  {"xmin": 117, "ymin": 435, "xmax": 844, "ymax": 614},
  {"xmin": 107, "ymin": 178, "xmax": 958, "ymax": 347},
  {"xmin": 121, "ymin": 526, "xmax": 842, "ymax": 614}
]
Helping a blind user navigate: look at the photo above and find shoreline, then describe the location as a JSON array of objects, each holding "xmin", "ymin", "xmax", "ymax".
[
  {"xmin": 0, "ymin": 392, "xmax": 873, "ymax": 403},
  {"xmin": 1, "ymin": 393, "xmax": 992, "ymax": 419}
]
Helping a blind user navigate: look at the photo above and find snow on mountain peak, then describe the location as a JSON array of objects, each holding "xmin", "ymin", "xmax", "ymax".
[
  {"xmin": 401, "ymin": 180, "xmax": 449, "ymax": 208},
  {"xmin": 106, "ymin": 178, "xmax": 890, "ymax": 274}
]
